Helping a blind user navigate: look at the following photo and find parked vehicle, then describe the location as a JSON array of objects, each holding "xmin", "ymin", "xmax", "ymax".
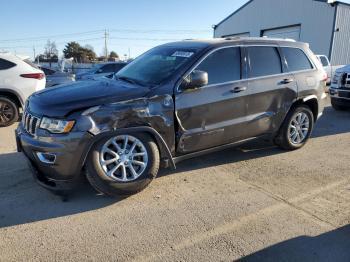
[
  {"xmin": 0, "ymin": 53, "xmax": 45, "ymax": 127},
  {"xmin": 329, "ymin": 64, "xmax": 350, "ymax": 110},
  {"xmin": 40, "ymin": 66, "xmax": 75, "ymax": 88},
  {"xmin": 75, "ymin": 62, "xmax": 127, "ymax": 80},
  {"xmin": 316, "ymin": 55, "xmax": 344, "ymax": 85},
  {"xmin": 16, "ymin": 38, "xmax": 327, "ymax": 197}
]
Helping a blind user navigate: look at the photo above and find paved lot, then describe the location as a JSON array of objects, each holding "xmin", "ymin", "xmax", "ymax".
[{"xmin": 1, "ymin": 99, "xmax": 350, "ymax": 262}]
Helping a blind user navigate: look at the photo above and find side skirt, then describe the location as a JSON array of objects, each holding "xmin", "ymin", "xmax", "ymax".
[{"xmin": 173, "ymin": 136, "xmax": 263, "ymax": 164}]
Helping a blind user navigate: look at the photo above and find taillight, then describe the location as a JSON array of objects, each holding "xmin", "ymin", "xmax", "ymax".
[
  {"xmin": 20, "ymin": 73, "xmax": 45, "ymax": 80},
  {"xmin": 322, "ymin": 72, "xmax": 328, "ymax": 82}
]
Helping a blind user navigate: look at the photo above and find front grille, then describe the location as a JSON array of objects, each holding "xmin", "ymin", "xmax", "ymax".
[
  {"xmin": 22, "ymin": 111, "xmax": 41, "ymax": 136},
  {"xmin": 345, "ymin": 73, "xmax": 350, "ymax": 88}
]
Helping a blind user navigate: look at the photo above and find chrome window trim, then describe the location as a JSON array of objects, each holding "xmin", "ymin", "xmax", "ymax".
[{"xmin": 176, "ymin": 44, "xmax": 317, "ymax": 92}]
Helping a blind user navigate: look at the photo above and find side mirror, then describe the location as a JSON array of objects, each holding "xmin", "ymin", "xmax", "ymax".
[{"xmin": 181, "ymin": 70, "xmax": 208, "ymax": 90}]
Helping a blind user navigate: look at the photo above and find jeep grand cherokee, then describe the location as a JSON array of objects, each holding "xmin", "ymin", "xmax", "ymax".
[{"xmin": 16, "ymin": 38, "xmax": 328, "ymax": 196}]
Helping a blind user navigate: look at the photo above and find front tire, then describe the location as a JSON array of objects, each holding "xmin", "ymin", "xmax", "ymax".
[
  {"xmin": 274, "ymin": 105, "xmax": 314, "ymax": 150},
  {"xmin": 86, "ymin": 133, "xmax": 160, "ymax": 196},
  {"xmin": 0, "ymin": 96, "xmax": 19, "ymax": 127}
]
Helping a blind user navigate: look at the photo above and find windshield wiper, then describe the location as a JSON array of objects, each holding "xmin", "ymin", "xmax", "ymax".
[{"xmin": 117, "ymin": 76, "xmax": 146, "ymax": 86}]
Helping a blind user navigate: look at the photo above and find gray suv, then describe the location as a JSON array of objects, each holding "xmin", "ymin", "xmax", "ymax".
[{"xmin": 16, "ymin": 38, "xmax": 327, "ymax": 197}]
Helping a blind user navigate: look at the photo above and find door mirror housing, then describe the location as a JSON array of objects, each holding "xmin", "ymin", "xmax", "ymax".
[{"xmin": 181, "ymin": 70, "xmax": 208, "ymax": 90}]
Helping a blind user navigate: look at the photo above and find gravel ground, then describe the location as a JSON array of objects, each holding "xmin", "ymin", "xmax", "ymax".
[{"xmin": 0, "ymin": 99, "xmax": 350, "ymax": 262}]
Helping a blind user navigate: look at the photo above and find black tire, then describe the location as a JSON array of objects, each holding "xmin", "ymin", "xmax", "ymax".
[
  {"xmin": 274, "ymin": 105, "xmax": 314, "ymax": 150},
  {"xmin": 0, "ymin": 96, "xmax": 19, "ymax": 127},
  {"xmin": 331, "ymin": 99, "xmax": 348, "ymax": 111},
  {"xmin": 86, "ymin": 133, "xmax": 160, "ymax": 197}
]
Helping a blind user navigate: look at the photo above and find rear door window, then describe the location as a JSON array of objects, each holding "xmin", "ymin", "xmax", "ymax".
[
  {"xmin": 195, "ymin": 47, "xmax": 241, "ymax": 85},
  {"xmin": 282, "ymin": 47, "xmax": 314, "ymax": 72},
  {"xmin": 247, "ymin": 46, "xmax": 282, "ymax": 78},
  {"xmin": 0, "ymin": 58, "xmax": 16, "ymax": 70}
]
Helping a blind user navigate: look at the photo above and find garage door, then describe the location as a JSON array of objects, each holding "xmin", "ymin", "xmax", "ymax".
[{"xmin": 262, "ymin": 25, "xmax": 301, "ymax": 41}]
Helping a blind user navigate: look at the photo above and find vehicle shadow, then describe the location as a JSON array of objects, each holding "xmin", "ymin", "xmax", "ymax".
[
  {"xmin": 312, "ymin": 106, "xmax": 350, "ymax": 138},
  {"xmin": 0, "ymin": 152, "xmax": 119, "ymax": 228},
  {"xmin": 237, "ymin": 225, "xmax": 350, "ymax": 262}
]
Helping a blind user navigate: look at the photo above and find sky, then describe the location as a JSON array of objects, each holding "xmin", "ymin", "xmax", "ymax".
[
  {"xmin": 0, "ymin": 0, "xmax": 246, "ymax": 59},
  {"xmin": 1, "ymin": 0, "xmax": 350, "ymax": 59}
]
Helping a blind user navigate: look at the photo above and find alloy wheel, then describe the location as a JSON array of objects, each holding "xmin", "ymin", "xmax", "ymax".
[
  {"xmin": 288, "ymin": 112, "xmax": 310, "ymax": 145},
  {"xmin": 0, "ymin": 101, "xmax": 15, "ymax": 125},
  {"xmin": 99, "ymin": 135, "xmax": 148, "ymax": 182}
]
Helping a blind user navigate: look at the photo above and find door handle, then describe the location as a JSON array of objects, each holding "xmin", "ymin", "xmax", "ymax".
[
  {"xmin": 231, "ymin": 86, "xmax": 247, "ymax": 93},
  {"xmin": 278, "ymin": 78, "xmax": 294, "ymax": 85}
]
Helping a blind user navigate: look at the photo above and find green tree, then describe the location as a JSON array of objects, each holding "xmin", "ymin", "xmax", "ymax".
[
  {"xmin": 109, "ymin": 51, "xmax": 119, "ymax": 59},
  {"xmin": 63, "ymin": 42, "xmax": 97, "ymax": 63}
]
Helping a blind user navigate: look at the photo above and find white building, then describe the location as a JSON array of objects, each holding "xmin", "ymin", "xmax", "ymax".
[{"xmin": 214, "ymin": 0, "xmax": 350, "ymax": 65}]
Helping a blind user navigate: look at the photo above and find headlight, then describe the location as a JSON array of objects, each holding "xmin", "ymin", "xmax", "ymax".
[{"xmin": 40, "ymin": 117, "xmax": 75, "ymax": 133}]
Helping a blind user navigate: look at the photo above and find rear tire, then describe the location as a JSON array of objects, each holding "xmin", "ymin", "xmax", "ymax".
[
  {"xmin": 0, "ymin": 96, "xmax": 19, "ymax": 127},
  {"xmin": 86, "ymin": 133, "xmax": 160, "ymax": 197},
  {"xmin": 274, "ymin": 105, "xmax": 314, "ymax": 150},
  {"xmin": 331, "ymin": 99, "xmax": 348, "ymax": 111}
]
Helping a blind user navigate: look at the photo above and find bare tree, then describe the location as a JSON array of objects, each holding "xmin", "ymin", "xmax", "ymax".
[{"xmin": 44, "ymin": 40, "xmax": 58, "ymax": 67}]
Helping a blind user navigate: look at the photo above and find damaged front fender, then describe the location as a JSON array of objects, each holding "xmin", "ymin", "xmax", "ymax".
[{"xmin": 81, "ymin": 94, "xmax": 176, "ymax": 168}]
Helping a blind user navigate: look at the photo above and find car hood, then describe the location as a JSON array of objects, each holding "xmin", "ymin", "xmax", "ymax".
[
  {"xmin": 28, "ymin": 79, "xmax": 150, "ymax": 117},
  {"xmin": 336, "ymin": 64, "xmax": 350, "ymax": 73}
]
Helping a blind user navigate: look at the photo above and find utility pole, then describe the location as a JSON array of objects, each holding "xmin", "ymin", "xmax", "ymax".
[
  {"xmin": 33, "ymin": 46, "xmax": 36, "ymax": 62},
  {"xmin": 104, "ymin": 29, "xmax": 109, "ymax": 62}
]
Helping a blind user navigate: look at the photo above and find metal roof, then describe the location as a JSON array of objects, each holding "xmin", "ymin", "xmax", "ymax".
[{"xmin": 215, "ymin": 0, "xmax": 349, "ymax": 28}]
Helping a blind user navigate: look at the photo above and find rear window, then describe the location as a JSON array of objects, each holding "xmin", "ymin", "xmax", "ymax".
[
  {"xmin": 319, "ymin": 56, "xmax": 329, "ymax": 67},
  {"xmin": 282, "ymin": 47, "xmax": 314, "ymax": 72},
  {"xmin": 0, "ymin": 58, "xmax": 16, "ymax": 70},
  {"xmin": 23, "ymin": 59, "xmax": 40, "ymax": 69},
  {"xmin": 247, "ymin": 46, "xmax": 282, "ymax": 78}
]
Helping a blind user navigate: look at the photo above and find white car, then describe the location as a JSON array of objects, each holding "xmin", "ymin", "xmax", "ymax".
[
  {"xmin": 0, "ymin": 53, "xmax": 46, "ymax": 127},
  {"xmin": 316, "ymin": 55, "xmax": 344, "ymax": 85}
]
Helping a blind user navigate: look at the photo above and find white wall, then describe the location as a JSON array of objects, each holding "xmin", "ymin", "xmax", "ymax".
[
  {"xmin": 214, "ymin": 0, "xmax": 335, "ymax": 57},
  {"xmin": 331, "ymin": 3, "xmax": 350, "ymax": 65}
]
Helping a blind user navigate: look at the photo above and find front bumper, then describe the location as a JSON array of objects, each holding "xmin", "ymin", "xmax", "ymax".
[
  {"xmin": 329, "ymin": 87, "xmax": 350, "ymax": 103},
  {"xmin": 16, "ymin": 125, "xmax": 93, "ymax": 192}
]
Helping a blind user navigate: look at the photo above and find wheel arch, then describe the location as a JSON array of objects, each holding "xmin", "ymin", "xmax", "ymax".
[
  {"xmin": 276, "ymin": 96, "xmax": 319, "ymax": 136},
  {"xmin": 81, "ymin": 127, "xmax": 176, "ymax": 171},
  {"xmin": 0, "ymin": 89, "xmax": 23, "ymax": 108}
]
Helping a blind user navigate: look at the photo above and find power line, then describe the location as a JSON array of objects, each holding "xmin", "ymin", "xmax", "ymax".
[
  {"xmin": 0, "ymin": 30, "xmax": 105, "ymax": 43},
  {"xmin": 0, "ymin": 28, "xmax": 211, "ymax": 43}
]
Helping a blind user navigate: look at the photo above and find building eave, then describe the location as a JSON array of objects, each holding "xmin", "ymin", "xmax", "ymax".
[{"xmin": 214, "ymin": 0, "xmax": 344, "ymax": 29}]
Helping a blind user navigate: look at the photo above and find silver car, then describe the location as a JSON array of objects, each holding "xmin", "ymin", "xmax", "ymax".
[{"xmin": 75, "ymin": 62, "xmax": 127, "ymax": 81}]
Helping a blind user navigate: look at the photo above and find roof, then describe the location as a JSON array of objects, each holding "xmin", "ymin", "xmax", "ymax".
[
  {"xmin": 161, "ymin": 37, "xmax": 306, "ymax": 49},
  {"xmin": 215, "ymin": 0, "xmax": 349, "ymax": 28}
]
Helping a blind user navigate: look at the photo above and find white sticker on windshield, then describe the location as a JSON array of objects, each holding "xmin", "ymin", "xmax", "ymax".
[{"xmin": 171, "ymin": 51, "xmax": 194, "ymax": 58}]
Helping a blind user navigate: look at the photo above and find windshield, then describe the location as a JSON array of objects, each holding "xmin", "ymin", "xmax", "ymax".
[{"xmin": 116, "ymin": 46, "xmax": 198, "ymax": 86}]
